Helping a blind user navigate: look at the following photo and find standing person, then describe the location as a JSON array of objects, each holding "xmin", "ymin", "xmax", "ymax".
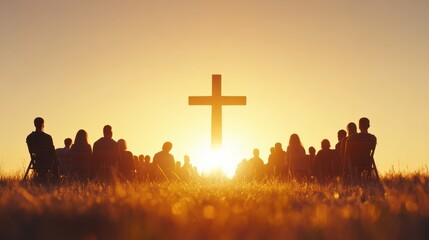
[
  {"xmin": 56, "ymin": 138, "xmax": 72, "ymax": 178},
  {"xmin": 117, "ymin": 139, "xmax": 135, "ymax": 181},
  {"xmin": 152, "ymin": 142, "xmax": 175, "ymax": 180},
  {"xmin": 93, "ymin": 125, "xmax": 120, "ymax": 181},
  {"xmin": 70, "ymin": 129, "xmax": 92, "ymax": 181},
  {"xmin": 26, "ymin": 117, "xmax": 59, "ymax": 183}
]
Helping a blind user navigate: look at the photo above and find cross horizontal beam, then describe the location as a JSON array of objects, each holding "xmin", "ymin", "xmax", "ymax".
[{"xmin": 188, "ymin": 96, "xmax": 246, "ymax": 106}]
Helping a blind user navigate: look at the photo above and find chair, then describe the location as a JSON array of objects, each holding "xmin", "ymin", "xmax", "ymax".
[
  {"xmin": 345, "ymin": 141, "xmax": 380, "ymax": 184},
  {"xmin": 24, "ymin": 144, "xmax": 56, "ymax": 182}
]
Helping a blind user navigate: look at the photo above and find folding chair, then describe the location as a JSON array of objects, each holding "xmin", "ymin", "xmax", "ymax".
[
  {"xmin": 345, "ymin": 141, "xmax": 381, "ymax": 185},
  {"xmin": 24, "ymin": 144, "xmax": 57, "ymax": 182}
]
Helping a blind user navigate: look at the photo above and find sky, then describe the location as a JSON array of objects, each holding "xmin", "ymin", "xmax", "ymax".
[{"xmin": 0, "ymin": 0, "xmax": 428, "ymax": 176}]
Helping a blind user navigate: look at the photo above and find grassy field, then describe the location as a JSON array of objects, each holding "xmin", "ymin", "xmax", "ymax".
[{"xmin": 0, "ymin": 174, "xmax": 428, "ymax": 240}]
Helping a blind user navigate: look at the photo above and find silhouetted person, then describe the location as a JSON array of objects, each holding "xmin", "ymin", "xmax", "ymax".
[
  {"xmin": 307, "ymin": 146, "xmax": 316, "ymax": 176},
  {"xmin": 174, "ymin": 161, "xmax": 184, "ymax": 180},
  {"xmin": 334, "ymin": 129, "xmax": 347, "ymax": 176},
  {"xmin": 272, "ymin": 143, "xmax": 286, "ymax": 177},
  {"xmin": 235, "ymin": 159, "xmax": 249, "ymax": 180},
  {"xmin": 56, "ymin": 138, "xmax": 72, "ymax": 178},
  {"xmin": 266, "ymin": 147, "xmax": 276, "ymax": 176},
  {"xmin": 135, "ymin": 154, "xmax": 145, "ymax": 181},
  {"xmin": 117, "ymin": 139, "xmax": 135, "ymax": 181},
  {"xmin": 340, "ymin": 122, "xmax": 358, "ymax": 177},
  {"xmin": 286, "ymin": 134, "xmax": 308, "ymax": 180},
  {"xmin": 248, "ymin": 148, "xmax": 265, "ymax": 180},
  {"xmin": 26, "ymin": 117, "xmax": 59, "ymax": 183},
  {"xmin": 144, "ymin": 155, "xmax": 153, "ymax": 180},
  {"xmin": 133, "ymin": 155, "xmax": 139, "ymax": 175},
  {"xmin": 314, "ymin": 139, "xmax": 336, "ymax": 183},
  {"xmin": 348, "ymin": 117, "xmax": 377, "ymax": 148},
  {"xmin": 70, "ymin": 129, "xmax": 92, "ymax": 181},
  {"xmin": 93, "ymin": 125, "xmax": 120, "ymax": 181},
  {"xmin": 153, "ymin": 142, "xmax": 175, "ymax": 180},
  {"xmin": 181, "ymin": 155, "xmax": 196, "ymax": 180},
  {"xmin": 346, "ymin": 117, "xmax": 378, "ymax": 181}
]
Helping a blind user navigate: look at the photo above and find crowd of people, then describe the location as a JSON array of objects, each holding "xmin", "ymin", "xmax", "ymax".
[
  {"xmin": 235, "ymin": 117, "xmax": 378, "ymax": 183},
  {"xmin": 26, "ymin": 118, "xmax": 198, "ymax": 184},
  {"xmin": 25, "ymin": 116, "xmax": 378, "ymax": 185}
]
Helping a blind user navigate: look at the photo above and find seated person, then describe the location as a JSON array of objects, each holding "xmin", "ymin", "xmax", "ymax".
[
  {"xmin": 118, "ymin": 139, "xmax": 135, "ymax": 181},
  {"xmin": 314, "ymin": 139, "xmax": 336, "ymax": 182},
  {"xmin": 70, "ymin": 130, "xmax": 92, "ymax": 181},
  {"xmin": 153, "ymin": 142, "xmax": 175, "ymax": 180},
  {"xmin": 93, "ymin": 125, "xmax": 120, "ymax": 180},
  {"xmin": 56, "ymin": 138, "xmax": 72, "ymax": 177},
  {"xmin": 26, "ymin": 117, "xmax": 59, "ymax": 183},
  {"xmin": 346, "ymin": 118, "xmax": 377, "ymax": 178}
]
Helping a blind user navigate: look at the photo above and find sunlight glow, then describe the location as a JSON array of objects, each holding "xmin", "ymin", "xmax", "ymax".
[{"xmin": 193, "ymin": 145, "xmax": 243, "ymax": 178}]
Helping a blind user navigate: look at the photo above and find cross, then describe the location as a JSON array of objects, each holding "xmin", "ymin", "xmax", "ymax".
[{"xmin": 189, "ymin": 74, "xmax": 246, "ymax": 150}]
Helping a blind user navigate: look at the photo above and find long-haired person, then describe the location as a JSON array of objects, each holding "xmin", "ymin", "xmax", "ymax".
[
  {"xmin": 70, "ymin": 129, "xmax": 92, "ymax": 181},
  {"xmin": 117, "ymin": 139, "xmax": 135, "ymax": 181},
  {"xmin": 286, "ymin": 134, "xmax": 308, "ymax": 179}
]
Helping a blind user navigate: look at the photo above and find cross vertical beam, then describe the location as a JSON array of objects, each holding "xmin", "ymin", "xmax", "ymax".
[{"xmin": 189, "ymin": 74, "xmax": 246, "ymax": 150}]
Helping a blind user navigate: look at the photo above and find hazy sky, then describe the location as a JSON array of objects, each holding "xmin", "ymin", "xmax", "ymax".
[{"xmin": 1, "ymin": 0, "xmax": 428, "ymax": 175}]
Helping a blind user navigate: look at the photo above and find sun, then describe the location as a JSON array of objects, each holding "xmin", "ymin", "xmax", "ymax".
[{"xmin": 193, "ymin": 144, "xmax": 243, "ymax": 178}]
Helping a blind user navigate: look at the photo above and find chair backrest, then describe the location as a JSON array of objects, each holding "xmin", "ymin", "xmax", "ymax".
[
  {"xmin": 27, "ymin": 144, "xmax": 46, "ymax": 169},
  {"xmin": 346, "ymin": 141, "xmax": 374, "ymax": 169}
]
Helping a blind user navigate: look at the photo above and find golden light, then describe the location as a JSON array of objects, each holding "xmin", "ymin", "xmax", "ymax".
[{"xmin": 193, "ymin": 143, "xmax": 243, "ymax": 178}]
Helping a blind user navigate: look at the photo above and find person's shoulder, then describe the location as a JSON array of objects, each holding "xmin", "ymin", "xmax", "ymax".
[
  {"xmin": 347, "ymin": 134, "xmax": 358, "ymax": 142},
  {"xmin": 358, "ymin": 133, "xmax": 376, "ymax": 142},
  {"xmin": 94, "ymin": 137, "xmax": 105, "ymax": 145},
  {"xmin": 26, "ymin": 131, "xmax": 36, "ymax": 141}
]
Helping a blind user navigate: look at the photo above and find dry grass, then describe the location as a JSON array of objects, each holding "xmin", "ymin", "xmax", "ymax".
[{"xmin": 0, "ymin": 174, "xmax": 428, "ymax": 240}]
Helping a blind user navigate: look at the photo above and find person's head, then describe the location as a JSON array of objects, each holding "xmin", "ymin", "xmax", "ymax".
[
  {"xmin": 359, "ymin": 117, "xmax": 370, "ymax": 133},
  {"xmin": 270, "ymin": 147, "xmax": 275, "ymax": 154},
  {"xmin": 176, "ymin": 161, "xmax": 181, "ymax": 168},
  {"xmin": 103, "ymin": 125, "xmax": 112, "ymax": 139},
  {"xmin": 337, "ymin": 129, "xmax": 347, "ymax": 141},
  {"xmin": 346, "ymin": 122, "xmax": 357, "ymax": 136},
  {"xmin": 253, "ymin": 148, "xmax": 260, "ymax": 157},
  {"xmin": 117, "ymin": 139, "xmax": 127, "ymax": 151},
  {"xmin": 321, "ymin": 139, "xmax": 331, "ymax": 150},
  {"xmin": 144, "ymin": 155, "xmax": 151, "ymax": 164},
  {"xmin": 162, "ymin": 141, "xmax": 173, "ymax": 153},
  {"xmin": 274, "ymin": 142, "xmax": 282, "ymax": 151},
  {"xmin": 74, "ymin": 129, "xmax": 88, "ymax": 145},
  {"xmin": 34, "ymin": 117, "xmax": 44, "ymax": 131},
  {"xmin": 288, "ymin": 134, "xmax": 303, "ymax": 148},
  {"xmin": 184, "ymin": 155, "xmax": 190, "ymax": 164},
  {"xmin": 139, "ymin": 154, "xmax": 145, "ymax": 162},
  {"xmin": 64, "ymin": 138, "xmax": 72, "ymax": 148},
  {"xmin": 308, "ymin": 146, "xmax": 316, "ymax": 156}
]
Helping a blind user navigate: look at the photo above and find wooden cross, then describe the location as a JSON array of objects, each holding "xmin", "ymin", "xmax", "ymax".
[{"xmin": 189, "ymin": 74, "xmax": 246, "ymax": 150}]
